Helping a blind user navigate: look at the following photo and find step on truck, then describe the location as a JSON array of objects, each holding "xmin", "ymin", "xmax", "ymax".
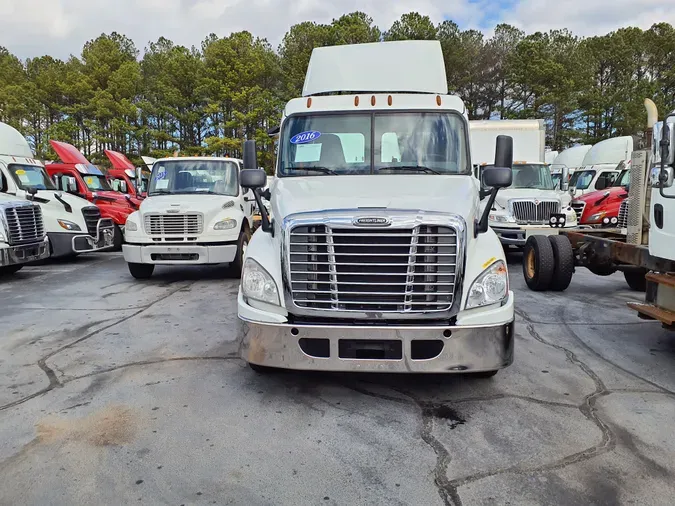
[
  {"xmin": 522, "ymin": 100, "xmax": 675, "ymax": 329},
  {"xmin": 471, "ymin": 119, "xmax": 577, "ymax": 248},
  {"xmin": 237, "ymin": 40, "xmax": 516, "ymax": 375},
  {"xmin": 122, "ymin": 156, "xmax": 255, "ymax": 279},
  {"xmin": 0, "ymin": 123, "xmax": 114, "ymax": 258},
  {"xmin": 45, "ymin": 140, "xmax": 136, "ymax": 250}
]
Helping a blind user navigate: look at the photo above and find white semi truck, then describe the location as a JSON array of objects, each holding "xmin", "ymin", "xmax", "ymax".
[
  {"xmin": 237, "ymin": 40, "xmax": 515, "ymax": 376},
  {"xmin": 0, "ymin": 123, "xmax": 115, "ymax": 258},
  {"xmin": 122, "ymin": 156, "xmax": 255, "ymax": 278},
  {"xmin": 550, "ymin": 144, "xmax": 592, "ymax": 188},
  {"xmin": 0, "ymin": 193, "xmax": 50, "ymax": 275},
  {"xmin": 568, "ymin": 136, "xmax": 630, "ymax": 198},
  {"xmin": 471, "ymin": 119, "xmax": 577, "ymax": 248}
]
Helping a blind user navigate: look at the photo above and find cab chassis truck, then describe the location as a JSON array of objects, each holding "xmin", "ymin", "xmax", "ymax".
[{"xmin": 522, "ymin": 101, "xmax": 675, "ymax": 329}]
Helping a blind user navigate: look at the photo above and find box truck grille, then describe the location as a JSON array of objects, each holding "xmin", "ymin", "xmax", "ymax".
[
  {"xmin": 4, "ymin": 203, "xmax": 45, "ymax": 245},
  {"xmin": 82, "ymin": 206, "xmax": 101, "ymax": 236},
  {"xmin": 511, "ymin": 200, "xmax": 561, "ymax": 224},
  {"xmin": 570, "ymin": 201, "xmax": 585, "ymax": 221},
  {"xmin": 618, "ymin": 199, "xmax": 628, "ymax": 229},
  {"xmin": 144, "ymin": 214, "xmax": 203, "ymax": 236},
  {"xmin": 289, "ymin": 225, "xmax": 458, "ymax": 313}
]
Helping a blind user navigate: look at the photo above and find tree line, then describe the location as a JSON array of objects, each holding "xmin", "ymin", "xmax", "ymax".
[{"xmin": 1, "ymin": 12, "xmax": 674, "ymax": 171}]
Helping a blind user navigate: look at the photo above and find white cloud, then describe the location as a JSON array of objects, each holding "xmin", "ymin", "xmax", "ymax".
[{"xmin": 0, "ymin": 0, "xmax": 673, "ymax": 60}]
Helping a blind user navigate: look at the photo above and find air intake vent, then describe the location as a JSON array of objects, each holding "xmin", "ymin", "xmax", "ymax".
[{"xmin": 4, "ymin": 204, "xmax": 45, "ymax": 245}]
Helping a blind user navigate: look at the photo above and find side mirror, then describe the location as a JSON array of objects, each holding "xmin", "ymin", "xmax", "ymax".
[
  {"xmin": 243, "ymin": 140, "xmax": 258, "ymax": 171},
  {"xmin": 652, "ymin": 166, "xmax": 674, "ymax": 188},
  {"xmin": 561, "ymin": 167, "xmax": 570, "ymax": 191},
  {"xmin": 65, "ymin": 176, "xmax": 78, "ymax": 193},
  {"xmin": 661, "ymin": 122, "xmax": 675, "ymax": 166},
  {"xmin": 494, "ymin": 135, "xmax": 513, "ymax": 169},
  {"xmin": 595, "ymin": 178, "xmax": 608, "ymax": 191},
  {"xmin": 119, "ymin": 180, "xmax": 128, "ymax": 193},
  {"xmin": 240, "ymin": 169, "xmax": 266, "ymax": 189},
  {"xmin": 482, "ymin": 167, "xmax": 512, "ymax": 188}
]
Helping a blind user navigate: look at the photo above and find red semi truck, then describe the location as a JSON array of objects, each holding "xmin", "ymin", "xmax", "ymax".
[
  {"xmin": 571, "ymin": 166, "xmax": 631, "ymax": 227},
  {"xmin": 45, "ymin": 140, "xmax": 136, "ymax": 249},
  {"xmin": 104, "ymin": 149, "xmax": 148, "ymax": 203}
]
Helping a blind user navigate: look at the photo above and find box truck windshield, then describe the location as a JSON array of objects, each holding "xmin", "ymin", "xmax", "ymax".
[
  {"xmin": 484, "ymin": 163, "xmax": 555, "ymax": 190},
  {"xmin": 278, "ymin": 112, "xmax": 469, "ymax": 176},
  {"xmin": 149, "ymin": 160, "xmax": 239, "ymax": 196}
]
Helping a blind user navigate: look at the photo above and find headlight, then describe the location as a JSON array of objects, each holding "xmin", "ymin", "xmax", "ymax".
[
  {"xmin": 466, "ymin": 260, "xmax": 509, "ymax": 309},
  {"xmin": 214, "ymin": 218, "xmax": 237, "ymax": 230},
  {"xmin": 242, "ymin": 258, "xmax": 280, "ymax": 305},
  {"xmin": 488, "ymin": 213, "xmax": 515, "ymax": 223},
  {"xmin": 57, "ymin": 219, "xmax": 81, "ymax": 231},
  {"xmin": 588, "ymin": 212, "xmax": 606, "ymax": 223},
  {"xmin": 125, "ymin": 220, "xmax": 138, "ymax": 232}
]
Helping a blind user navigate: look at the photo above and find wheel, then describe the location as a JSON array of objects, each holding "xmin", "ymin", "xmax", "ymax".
[
  {"xmin": 112, "ymin": 224, "xmax": 124, "ymax": 250},
  {"xmin": 228, "ymin": 228, "xmax": 250, "ymax": 278},
  {"xmin": 128, "ymin": 263, "xmax": 154, "ymax": 279},
  {"xmin": 548, "ymin": 235, "xmax": 575, "ymax": 291},
  {"xmin": 471, "ymin": 370, "xmax": 499, "ymax": 378},
  {"xmin": 0, "ymin": 265, "xmax": 23, "ymax": 276},
  {"xmin": 248, "ymin": 362, "xmax": 276, "ymax": 374},
  {"xmin": 624, "ymin": 269, "xmax": 648, "ymax": 291},
  {"xmin": 522, "ymin": 236, "xmax": 555, "ymax": 291}
]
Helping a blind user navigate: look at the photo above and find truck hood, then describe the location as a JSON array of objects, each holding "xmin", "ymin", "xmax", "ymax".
[
  {"xmin": 139, "ymin": 194, "xmax": 240, "ymax": 214},
  {"xmin": 272, "ymin": 175, "xmax": 479, "ymax": 221},
  {"xmin": 493, "ymin": 188, "xmax": 571, "ymax": 209},
  {"xmin": 19, "ymin": 188, "xmax": 92, "ymax": 212},
  {"xmin": 576, "ymin": 186, "xmax": 628, "ymax": 204}
]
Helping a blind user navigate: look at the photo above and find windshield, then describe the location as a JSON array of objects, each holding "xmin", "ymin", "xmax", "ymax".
[
  {"xmin": 83, "ymin": 174, "xmax": 112, "ymax": 191},
  {"xmin": 131, "ymin": 176, "xmax": 149, "ymax": 192},
  {"xmin": 569, "ymin": 170, "xmax": 596, "ymax": 190},
  {"xmin": 278, "ymin": 112, "xmax": 469, "ymax": 176},
  {"xmin": 8, "ymin": 164, "xmax": 56, "ymax": 191},
  {"xmin": 551, "ymin": 173, "xmax": 562, "ymax": 187},
  {"xmin": 483, "ymin": 163, "xmax": 555, "ymax": 190},
  {"xmin": 613, "ymin": 169, "xmax": 630, "ymax": 188},
  {"xmin": 148, "ymin": 160, "xmax": 239, "ymax": 196}
]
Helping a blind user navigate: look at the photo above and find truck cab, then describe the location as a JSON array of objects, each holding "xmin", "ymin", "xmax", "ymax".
[
  {"xmin": 0, "ymin": 123, "xmax": 114, "ymax": 258},
  {"xmin": 237, "ymin": 41, "xmax": 515, "ymax": 375},
  {"xmin": 570, "ymin": 164, "xmax": 631, "ymax": 226},
  {"xmin": 568, "ymin": 136, "xmax": 633, "ymax": 198},
  {"xmin": 122, "ymin": 156, "xmax": 254, "ymax": 279},
  {"xmin": 45, "ymin": 140, "xmax": 136, "ymax": 249},
  {"xmin": 104, "ymin": 149, "xmax": 148, "ymax": 202}
]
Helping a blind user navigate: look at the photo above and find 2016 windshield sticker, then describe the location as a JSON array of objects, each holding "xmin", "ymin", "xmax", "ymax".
[
  {"xmin": 155, "ymin": 169, "xmax": 167, "ymax": 181},
  {"xmin": 290, "ymin": 131, "xmax": 321, "ymax": 145}
]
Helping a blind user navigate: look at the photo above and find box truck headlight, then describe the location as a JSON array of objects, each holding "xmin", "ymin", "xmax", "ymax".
[
  {"xmin": 488, "ymin": 212, "xmax": 515, "ymax": 223},
  {"xmin": 214, "ymin": 218, "xmax": 237, "ymax": 230},
  {"xmin": 466, "ymin": 260, "xmax": 509, "ymax": 309},
  {"xmin": 242, "ymin": 258, "xmax": 280, "ymax": 305},
  {"xmin": 57, "ymin": 219, "xmax": 81, "ymax": 231},
  {"xmin": 125, "ymin": 220, "xmax": 138, "ymax": 232}
]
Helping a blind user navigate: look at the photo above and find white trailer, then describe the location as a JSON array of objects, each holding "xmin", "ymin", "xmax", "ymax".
[{"xmin": 236, "ymin": 40, "xmax": 515, "ymax": 376}]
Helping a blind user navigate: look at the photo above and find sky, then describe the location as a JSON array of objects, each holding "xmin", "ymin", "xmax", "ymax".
[{"xmin": 1, "ymin": 0, "xmax": 674, "ymax": 60}]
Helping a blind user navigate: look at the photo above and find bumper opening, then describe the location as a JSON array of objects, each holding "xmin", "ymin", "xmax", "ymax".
[
  {"xmin": 338, "ymin": 340, "xmax": 402, "ymax": 360},
  {"xmin": 150, "ymin": 253, "xmax": 199, "ymax": 261},
  {"xmin": 299, "ymin": 338, "xmax": 330, "ymax": 358},
  {"xmin": 411, "ymin": 340, "xmax": 444, "ymax": 360}
]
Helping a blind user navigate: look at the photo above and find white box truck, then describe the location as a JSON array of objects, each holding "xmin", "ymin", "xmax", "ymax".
[
  {"xmin": 471, "ymin": 120, "xmax": 577, "ymax": 248},
  {"xmin": 122, "ymin": 156, "xmax": 255, "ymax": 278},
  {"xmin": 237, "ymin": 40, "xmax": 515, "ymax": 376},
  {"xmin": 0, "ymin": 122, "xmax": 115, "ymax": 258}
]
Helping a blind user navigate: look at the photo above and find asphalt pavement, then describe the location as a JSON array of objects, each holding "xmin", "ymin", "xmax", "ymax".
[{"xmin": 1, "ymin": 252, "xmax": 674, "ymax": 505}]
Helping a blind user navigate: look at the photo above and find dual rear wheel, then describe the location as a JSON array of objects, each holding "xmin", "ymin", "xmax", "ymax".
[{"xmin": 523, "ymin": 235, "xmax": 574, "ymax": 292}]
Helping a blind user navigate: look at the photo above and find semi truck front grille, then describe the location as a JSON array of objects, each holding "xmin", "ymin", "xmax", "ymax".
[
  {"xmin": 618, "ymin": 199, "xmax": 628, "ymax": 228},
  {"xmin": 4, "ymin": 204, "xmax": 45, "ymax": 245},
  {"xmin": 289, "ymin": 225, "xmax": 458, "ymax": 313},
  {"xmin": 144, "ymin": 214, "xmax": 203, "ymax": 236},
  {"xmin": 570, "ymin": 201, "xmax": 585, "ymax": 221},
  {"xmin": 511, "ymin": 200, "xmax": 560, "ymax": 224},
  {"xmin": 82, "ymin": 206, "xmax": 101, "ymax": 236}
]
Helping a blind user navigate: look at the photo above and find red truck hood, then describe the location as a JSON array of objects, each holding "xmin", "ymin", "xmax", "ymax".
[
  {"xmin": 577, "ymin": 186, "xmax": 627, "ymax": 204},
  {"xmin": 50, "ymin": 140, "xmax": 90, "ymax": 164},
  {"xmin": 104, "ymin": 149, "xmax": 135, "ymax": 170},
  {"xmin": 575, "ymin": 186, "xmax": 629, "ymax": 224}
]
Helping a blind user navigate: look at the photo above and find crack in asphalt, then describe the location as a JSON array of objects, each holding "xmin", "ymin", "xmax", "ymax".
[{"xmin": 0, "ymin": 282, "xmax": 197, "ymax": 412}]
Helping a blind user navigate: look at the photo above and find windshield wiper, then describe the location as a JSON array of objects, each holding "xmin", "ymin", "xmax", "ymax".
[
  {"xmin": 285, "ymin": 166, "xmax": 337, "ymax": 175},
  {"xmin": 149, "ymin": 189, "xmax": 174, "ymax": 195},
  {"xmin": 378, "ymin": 165, "xmax": 440, "ymax": 175}
]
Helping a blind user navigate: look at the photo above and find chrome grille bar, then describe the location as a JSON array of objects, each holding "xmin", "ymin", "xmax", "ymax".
[
  {"xmin": 570, "ymin": 201, "xmax": 585, "ymax": 221},
  {"xmin": 4, "ymin": 204, "xmax": 45, "ymax": 245},
  {"xmin": 144, "ymin": 214, "xmax": 204, "ymax": 236},
  {"xmin": 510, "ymin": 200, "xmax": 561, "ymax": 224}
]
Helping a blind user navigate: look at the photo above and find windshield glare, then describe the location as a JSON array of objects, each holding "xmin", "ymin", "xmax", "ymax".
[
  {"xmin": 148, "ymin": 160, "xmax": 239, "ymax": 196},
  {"xmin": 8, "ymin": 164, "xmax": 56, "ymax": 191},
  {"xmin": 84, "ymin": 174, "xmax": 112, "ymax": 191},
  {"xmin": 570, "ymin": 170, "xmax": 596, "ymax": 190},
  {"xmin": 484, "ymin": 163, "xmax": 555, "ymax": 190},
  {"xmin": 278, "ymin": 112, "xmax": 469, "ymax": 176}
]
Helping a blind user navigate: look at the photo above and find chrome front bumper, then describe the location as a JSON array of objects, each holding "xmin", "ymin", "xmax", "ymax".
[
  {"xmin": 492, "ymin": 226, "xmax": 562, "ymax": 246},
  {"xmin": 239, "ymin": 318, "xmax": 515, "ymax": 373},
  {"xmin": 0, "ymin": 237, "xmax": 50, "ymax": 266},
  {"xmin": 72, "ymin": 219, "xmax": 116, "ymax": 253}
]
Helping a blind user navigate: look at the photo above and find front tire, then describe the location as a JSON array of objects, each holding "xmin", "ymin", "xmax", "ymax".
[
  {"xmin": 112, "ymin": 224, "xmax": 124, "ymax": 251},
  {"xmin": 128, "ymin": 263, "xmax": 154, "ymax": 279},
  {"xmin": 523, "ymin": 236, "xmax": 555, "ymax": 291},
  {"xmin": 228, "ymin": 229, "xmax": 250, "ymax": 278}
]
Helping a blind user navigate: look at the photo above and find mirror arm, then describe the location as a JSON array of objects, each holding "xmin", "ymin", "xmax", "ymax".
[
  {"xmin": 476, "ymin": 188, "xmax": 500, "ymax": 236},
  {"xmin": 253, "ymin": 188, "xmax": 273, "ymax": 236}
]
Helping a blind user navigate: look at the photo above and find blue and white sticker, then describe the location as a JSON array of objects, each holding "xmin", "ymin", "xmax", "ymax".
[
  {"xmin": 290, "ymin": 131, "xmax": 321, "ymax": 144},
  {"xmin": 155, "ymin": 168, "xmax": 167, "ymax": 181}
]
